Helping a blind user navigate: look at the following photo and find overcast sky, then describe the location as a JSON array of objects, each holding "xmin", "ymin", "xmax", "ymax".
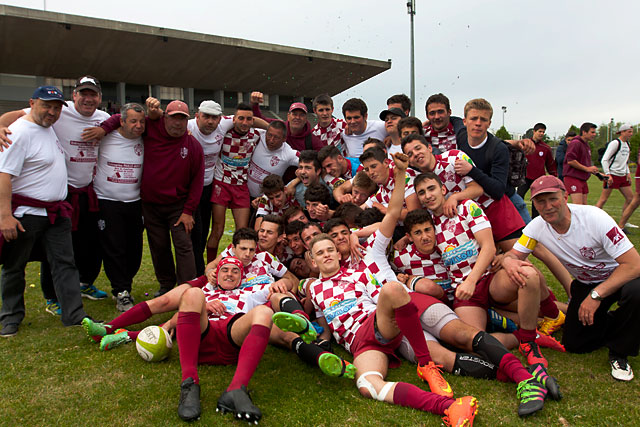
[{"xmin": 4, "ymin": 0, "xmax": 639, "ymax": 138}]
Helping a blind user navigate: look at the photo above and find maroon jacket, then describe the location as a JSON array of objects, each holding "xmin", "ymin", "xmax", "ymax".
[
  {"xmin": 252, "ymin": 104, "xmax": 325, "ymax": 152},
  {"xmin": 101, "ymin": 115, "xmax": 204, "ymax": 215},
  {"xmin": 563, "ymin": 136, "xmax": 592, "ymax": 181}
]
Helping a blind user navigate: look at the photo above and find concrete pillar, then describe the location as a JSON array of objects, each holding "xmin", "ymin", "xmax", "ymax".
[
  {"xmin": 116, "ymin": 82, "xmax": 126, "ymax": 107},
  {"xmin": 151, "ymin": 85, "xmax": 161, "ymax": 99},
  {"xmin": 295, "ymin": 96, "xmax": 304, "ymax": 103},
  {"xmin": 213, "ymin": 90, "xmax": 224, "ymax": 106},
  {"xmin": 242, "ymin": 92, "xmax": 251, "ymax": 105},
  {"xmin": 184, "ymin": 87, "xmax": 195, "ymax": 112},
  {"xmin": 269, "ymin": 94, "xmax": 280, "ymax": 114},
  {"xmin": 35, "ymin": 76, "xmax": 46, "ymax": 87}
]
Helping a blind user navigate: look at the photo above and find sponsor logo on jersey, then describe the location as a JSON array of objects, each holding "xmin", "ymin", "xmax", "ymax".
[
  {"xmin": 468, "ymin": 202, "xmax": 482, "ymax": 218},
  {"xmin": 241, "ymin": 274, "xmax": 273, "ymax": 288},
  {"xmin": 606, "ymin": 227, "xmax": 624, "ymax": 245},
  {"xmin": 441, "ymin": 240, "xmax": 476, "ymax": 267},
  {"xmin": 324, "ymin": 298, "xmax": 357, "ymax": 323}
]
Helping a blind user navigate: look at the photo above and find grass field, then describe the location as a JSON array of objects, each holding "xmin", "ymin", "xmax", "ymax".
[{"xmin": 1, "ymin": 176, "xmax": 639, "ymax": 426}]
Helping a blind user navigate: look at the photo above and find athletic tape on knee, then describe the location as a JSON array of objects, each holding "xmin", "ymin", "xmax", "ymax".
[{"xmin": 356, "ymin": 371, "xmax": 395, "ymax": 402}]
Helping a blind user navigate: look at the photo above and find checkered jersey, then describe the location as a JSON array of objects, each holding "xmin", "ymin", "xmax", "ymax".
[
  {"xmin": 433, "ymin": 200, "xmax": 491, "ymax": 285},
  {"xmin": 433, "ymin": 150, "xmax": 494, "ymax": 209},
  {"xmin": 393, "ymin": 243, "xmax": 453, "ymax": 300},
  {"xmin": 365, "ymin": 164, "xmax": 417, "ymax": 209},
  {"xmin": 424, "ymin": 123, "xmax": 457, "ymax": 153},
  {"xmin": 214, "ymin": 128, "xmax": 261, "ymax": 185},
  {"xmin": 312, "ymin": 118, "xmax": 347, "ymax": 157},
  {"xmin": 308, "ymin": 267, "xmax": 381, "ymax": 352},
  {"xmin": 202, "ymin": 283, "xmax": 270, "ymax": 321},
  {"xmin": 219, "ymin": 245, "xmax": 286, "ymax": 288},
  {"xmin": 255, "ymin": 193, "xmax": 300, "ymax": 217}
]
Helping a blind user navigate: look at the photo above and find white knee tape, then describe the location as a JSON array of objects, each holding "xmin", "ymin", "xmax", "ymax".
[{"xmin": 356, "ymin": 371, "xmax": 396, "ymax": 402}]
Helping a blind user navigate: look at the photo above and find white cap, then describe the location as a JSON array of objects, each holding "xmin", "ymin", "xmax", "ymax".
[
  {"xmin": 198, "ymin": 100, "xmax": 222, "ymax": 116},
  {"xmin": 617, "ymin": 124, "xmax": 633, "ymax": 133}
]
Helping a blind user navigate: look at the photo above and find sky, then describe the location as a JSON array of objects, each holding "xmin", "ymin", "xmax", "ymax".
[{"xmin": 4, "ymin": 0, "xmax": 639, "ymax": 139}]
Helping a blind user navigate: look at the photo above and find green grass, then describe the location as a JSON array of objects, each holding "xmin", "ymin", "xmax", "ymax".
[{"xmin": 1, "ymin": 177, "xmax": 640, "ymax": 426}]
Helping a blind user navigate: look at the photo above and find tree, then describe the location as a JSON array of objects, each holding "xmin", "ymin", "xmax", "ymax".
[{"xmin": 495, "ymin": 126, "xmax": 512, "ymax": 140}]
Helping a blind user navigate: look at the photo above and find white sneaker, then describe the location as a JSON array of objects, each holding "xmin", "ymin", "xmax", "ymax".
[
  {"xmin": 625, "ymin": 223, "xmax": 639, "ymax": 229},
  {"xmin": 610, "ymin": 358, "xmax": 634, "ymax": 381}
]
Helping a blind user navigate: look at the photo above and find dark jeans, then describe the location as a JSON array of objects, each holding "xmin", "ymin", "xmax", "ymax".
[
  {"xmin": 98, "ymin": 199, "xmax": 143, "ymax": 296},
  {"xmin": 191, "ymin": 183, "xmax": 212, "ymax": 277},
  {"xmin": 1, "ymin": 215, "xmax": 86, "ymax": 326},
  {"xmin": 41, "ymin": 191, "xmax": 102, "ymax": 297},
  {"xmin": 142, "ymin": 200, "xmax": 196, "ymax": 291},
  {"xmin": 562, "ymin": 278, "xmax": 640, "ymax": 358},
  {"xmin": 517, "ymin": 178, "xmax": 539, "ymax": 218}
]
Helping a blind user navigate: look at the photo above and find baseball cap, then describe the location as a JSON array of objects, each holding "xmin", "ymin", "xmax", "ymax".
[
  {"xmin": 166, "ymin": 100, "xmax": 190, "ymax": 118},
  {"xmin": 289, "ymin": 102, "xmax": 308, "ymax": 113},
  {"xmin": 617, "ymin": 124, "xmax": 633, "ymax": 133},
  {"xmin": 74, "ymin": 76, "xmax": 101, "ymax": 93},
  {"xmin": 31, "ymin": 86, "xmax": 68, "ymax": 106},
  {"xmin": 530, "ymin": 175, "xmax": 566, "ymax": 199},
  {"xmin": 379, "ymin": 107, "xmax": 407, "ymax": 121},
  {"xmin": 198, "ymin": 100, "xmax": 222, "ymax": 116}
]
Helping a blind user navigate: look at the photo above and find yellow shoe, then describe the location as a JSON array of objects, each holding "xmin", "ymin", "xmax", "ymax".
[{"xmin": 538, "ymin": 311, "xmax": 565, "ymax": 336}]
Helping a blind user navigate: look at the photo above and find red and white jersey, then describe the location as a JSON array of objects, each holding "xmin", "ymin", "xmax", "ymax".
[
  {"xmin": 434, "ymin": 150, "xmax": 494, "ymax": 209},
  {"xmin": 255, "ymin": 193, "xmax": 300, "ymax": 217},
  {"xmin": 433, "ymin": 200, "xmax": 491, "ymax": 286},
  {"xmin": 365, "ymin": 163, "xmax": 417, "ymax": 209},
  {"xmin": 312, "ymin": 118, "xmax": 347, "ymax": 157},
  {"xmin": 214, "ymin": 128, "xmax": 261, "ymax": 185},
  {"xmin": 393, "ymin": 243, "xmax": 453, "ymax": 299},
  {"xmin": 424, "ymin": 123, "xmax": 457, "ymax": 153},
  {"xmin": 203, "ymin": 282, "xmax": 270, "ymax": 321},
  {"xmin": 220, "ymin": 245, "xmax": 287, "ymax": 288}
]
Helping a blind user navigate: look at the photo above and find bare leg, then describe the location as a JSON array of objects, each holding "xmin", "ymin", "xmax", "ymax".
[{"xmin": 207, "ymin": 203, "xmax": 227, "ymax": 262}]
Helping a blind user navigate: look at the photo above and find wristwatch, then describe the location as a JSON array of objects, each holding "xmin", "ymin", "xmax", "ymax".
[{"xmin": 590, "ymin": 289, "xmax": 603, "ymax": 301}]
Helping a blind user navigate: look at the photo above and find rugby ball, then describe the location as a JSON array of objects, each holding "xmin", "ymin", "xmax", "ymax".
[{"xmin": 136, "ymin": 325, "xmax": 172, "ymax": 362}]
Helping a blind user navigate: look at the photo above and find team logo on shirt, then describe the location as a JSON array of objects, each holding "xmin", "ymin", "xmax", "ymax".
[
  {"xmin": 579, "ymin": 246, "xmax": 596, "ymax": 259},
  {"xmin": 538, "ymin": 151, "xmax": 544, "ymax": 157},
  {"xmin": 134, "ymin": 143, "xmax": 143, "ymax": 156},
  {"xmin": 443, "ymin": 171, "xmax": 455, "ymax": 182},
  {"xmin": 180, "ymin": 147, "xmax": 188, "ymax": 159},
  {"xmin": 445, "ymin": 219, "xmax": 457, "ymax": 233},
  {"xmin": 606, "ymin": 227, "xmax": 624, "ymax": 245},
  {"xmin": 270, "ymin": 156, "xmax": 280, "ymax": 167}
]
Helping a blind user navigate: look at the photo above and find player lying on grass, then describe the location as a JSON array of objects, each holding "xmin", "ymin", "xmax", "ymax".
[{"xmin": 84, "ymin": 256, "xmax": 352, "ymax": 422}]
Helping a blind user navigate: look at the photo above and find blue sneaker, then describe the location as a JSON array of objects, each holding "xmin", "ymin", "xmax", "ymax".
[
  {"xmin": 80, "ymin": 283, "xmax": 107, "ymax": 300},
  {"xmin": 45, "ymin": 299, "xmax": 62, "ymax": 316},
  {"xmin": 487, "ymin": 308, "xmax": 517, "ymax": 333}
]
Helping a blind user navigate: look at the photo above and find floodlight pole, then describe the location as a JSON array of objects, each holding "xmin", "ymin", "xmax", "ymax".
[
  {"xmin": 501, "ymin": 106, "xmax": 507, "ymax": 128},
  {"xmin": 407, "ymin": 0, "xmax": 416, "ymax": 116}
]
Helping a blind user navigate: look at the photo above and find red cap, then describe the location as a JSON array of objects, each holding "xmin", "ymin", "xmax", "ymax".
[
  {"xmin": 166, "ymin": 100, "xmax": 190, "ymax": 117},
  {"xmin": 530, "ymin": 175, "xmax": 566, "ymax": 198},
  {"xmin": 288, "ymin": 102, "xmax": 308, "ymax": 113}
]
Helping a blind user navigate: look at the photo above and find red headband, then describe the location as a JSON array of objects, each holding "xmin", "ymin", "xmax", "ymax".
[{"xmin": 216, "ymin": 256, "xmax": 244, "ymax": 283}]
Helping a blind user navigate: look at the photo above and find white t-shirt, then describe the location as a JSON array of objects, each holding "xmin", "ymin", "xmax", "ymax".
[
  {"xmin": 601, "ymin": 138, "xmax": 630, "ymax": 176},
  {"xmin": 388, "ymin": 143, "xmax": 403, "ymax": 156},
  {"xmin": 341, "ymin": 120, "xmax": 387, "ymax": 158},
  {"xmin": 247, "ymin": 130, "xmax": 299, "ymax": 198},
  {"xmin": 513, "ymin": 204, "xmax": 634, "ymax": 284},
  {"xmin": 187, "ymin": 117, "xmax": 234, "ymax": 186},
  {"xmin": 93, "ymin": 131, "xmax": 144, "ymax": 202},
  {"xmin": 0, "ymin": 117, "xmax": 68, "ymax": 217},
  {"xmin": 48, "ymin": 103, "xmax": 110, "ymax": 188}
]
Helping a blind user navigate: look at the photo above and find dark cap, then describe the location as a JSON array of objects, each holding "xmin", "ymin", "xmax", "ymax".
[
  {"xmin": 379, "ymin": 107, "xmax": 407, "ymax": 121},
  {"xmin": 74, "ymin": 76, "xmax": 101, "ymax": 93},
  {"xmin": 530, "ymin": 175, "xmax": 566, "ymax": 198},
  {"xmin": 31, "ymin": 86, "xmax": 68, "ymax": 106}
]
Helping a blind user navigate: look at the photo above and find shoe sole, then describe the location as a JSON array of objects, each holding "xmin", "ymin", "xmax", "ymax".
[
  {"xmin": 318, "ymin": 353, "xmax": 356, "ymax": 379},
  {"xmin": 0, "ymin": 332, "xmax": 17, "ymax": 338},
  {"xmin": 81, "ymin": 293, "xmax": 107, "ymax": 301},
  {"xmin": 45, "ymin": 308, "xmax": 61, "ymax": 316},
  {"xmin": 272, "ymin": 312, "xmax": 317, "ymax": 344}
]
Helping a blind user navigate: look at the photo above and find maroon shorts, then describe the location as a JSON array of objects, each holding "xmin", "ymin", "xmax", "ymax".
[
  {"xmin": 197, "ymin": 313, "xmax": 242, "ymax": 365},
  {"xmin": 453, "ymin": 272, "xmax": 493, "ymax": 310},
  {"xmin": 563, "ymin": 176, "xmax": 588, "ymax": 195},
  {"xmin": 350, "ymin": 311, "xmax": 403, "ymax": 368},
  {"xmin": 187, "ymin": 275, "xmax": 208, "ymax": 288},
  {"xmin": 212, "ymin": 180, "xmax": 250, "ymax": 209},
  {"xmin": 604, "ymin": 174, "xmax": 631, "ymax": 189},
  {"xmin": 484, "ymin": 196, "xmax": 525, "ymax": 242},
  {"xmin": 410, "ymin": 292, "xmax": 444, "ymax": 315}
]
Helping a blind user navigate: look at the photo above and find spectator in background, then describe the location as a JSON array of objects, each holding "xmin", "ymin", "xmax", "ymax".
[
  {"xmin": 563, "ymin": 122, "xmax": 599, "ymax": 205},
  {"xmin": 596, "ymin": 124, "xmax": 634, "ymax": 211},
  {"xmin": 555, "ymin": 131, "xmax": 576, "ymax": 181}
]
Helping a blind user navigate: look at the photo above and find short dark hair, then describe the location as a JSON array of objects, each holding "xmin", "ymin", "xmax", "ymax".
[
  {"xmin": 301, "ymin": 221, "xmax": 322, "ymax": 236},
  {"xmin": 299, "ymin": 150, "xmax": 321, "ymax": 171},
  {"xmin": 333, "ymin": 202, "xmax": 363, "ymax": 226},
  {"xmin": 304, "ymin": 183, "xmax": 331, "ymax": 204},
  {"xmin": 261, "ymin": 174, "xmax": 285, "ymax": 196},
  {"xmin": 566, "ymin": 131, "xmax": 577, "ymax": 138},
  {"xmin": 261, "ymin": 214, "xmax": 284, "ymax": 235},
  {"xmin": 580, "ymin": 122, "xmax": 597, "ymax": 135},
  {"xmin": 362, "ymin": 138, "xmax": 387, "ymax": 154},
  {"xmin": 401, "ymin": 133, "xmax": 430, "ymax": 152},
  {"xmin": 285, "ymin": 220, "xmax": 305, "ymax": 236},
  {"xmin": 425, "ymin": 93, "xmax": 451, "ymax": 113},
  {"xmin": 404, "ymin": 209, "xmax": 434, "ymax": 233},
  {"xmin": 360, "ymin": 146, "xmax": 387, "ymax": 164},
  {"xmin": 283, "ymin": 205, "xmax": 307, "ymax": 224},
  {"xmin": 236, "ymin": 102, "xmax": 252, "ymax": 112},
  {"xmin": 355, "ymin": 207, "xmax": 384, "ymax": 228},
  {"xmin": 312, "ymin": 94, "xmax": 333, "ymax": 110},
  {"xmin": 268, "ymin": 120, "xmax": 287, "ymax": 134},
  {"xmin": 386, "ymin": 94, "xmax": 412, "ymax": 112},
  {"xmin": 317, "ymin": 145, "xmax": 342, "ymax": 165},
  {"xmin": 414, "ymin": 172, "xmax": 442, "ymax": 190},
  {"xmin": 323, "ymin": 217, "xmax": 349, "ymax": 234},
  {"xmin": 397, "ymin": 117, "xmax": 424, "ymax": 136},
  {"xmin": 533, "ymin": 123, "xmax": 546, "ymax": 132},
  {"xmin": 233, "ymin": 227, "xmax": 258, "ymax": 245},
  {"xmin": 342, "ymin": 98, "xmax": 368, "ymax": 117}
]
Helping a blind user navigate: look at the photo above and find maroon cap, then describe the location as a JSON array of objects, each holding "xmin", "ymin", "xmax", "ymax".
[
  {"xmin": 288, "ymin": 102, "xmax": 308, "ymax": 113},
  {"xmin": 166, "ymin": 100, "xmax": 190, "ymax": 117},
  {"xmin": 530, "ymin": 175, "xmax": 566, "ymax": 198}
]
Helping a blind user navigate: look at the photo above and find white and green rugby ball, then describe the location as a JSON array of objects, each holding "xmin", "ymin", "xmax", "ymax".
[{"xmin": 136, "ymin": 325, "xmax": 172, "ymax": 362}]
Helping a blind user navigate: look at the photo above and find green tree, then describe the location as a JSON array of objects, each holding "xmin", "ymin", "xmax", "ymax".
[
  {"xmin": 495, "ymin": 126, "xmax": 512, "ymax": 140},
  {"xmin": 567, "ymin": 125, "xmax": 580, "ymax": 135}
]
